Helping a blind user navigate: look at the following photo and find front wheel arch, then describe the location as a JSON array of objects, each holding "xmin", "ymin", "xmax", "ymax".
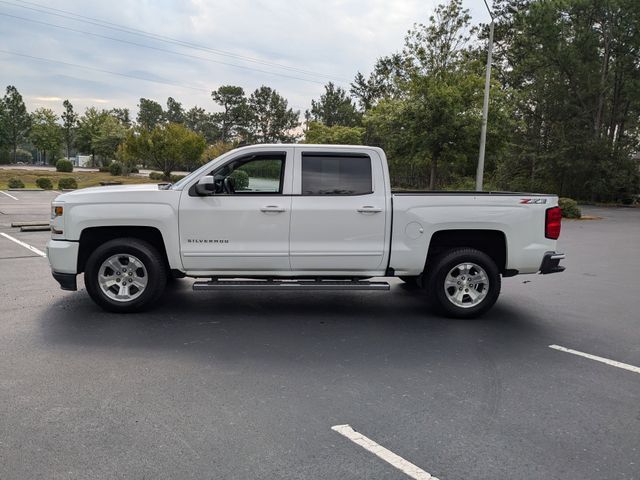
[{"xmin": 78, "ymin": 226, "xmax": 170, "ymax": 274}]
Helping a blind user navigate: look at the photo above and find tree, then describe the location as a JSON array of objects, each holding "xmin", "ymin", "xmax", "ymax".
[
  {"xmin": 0, "ymin": 101, "xmax": 7, "ymax": 161},
  {"xmin": 1, "ymin": 85, "xmax": 31, "ymax": 163},
  {"xmin": 247, "ymin": 86, "xmax": 299, "ymax": 143},
  {"xmin": 490, "ymin": 0, "xmax": 640, "ymax": 200},
  {"xmin": 361, "ymin": 0, "xmax": 486, "ymax": 189},
  {"xmin": 165, "ymin": 97, "xmax": 185, "ymax": 124},
  {"xmin": 30, "ymin": 108, "xmax": 62, "ymax": 164},
  {"xmin": 76, "ymin": 107, "xmax": 108, "ymax": 166},
  {"xmin": 185, "ymin": 106, "xmax": 221, "ymax": 143},
  {"xmin": 136, "ymin": 98, "xmax": 164, "ymax": 131},
  {"xmin": 124, "ymin": 123, "xmax": 206, "ymax": 179},
  {"xmin": 403, "ymin": 0, "xmax": 472, "ymax": 76},
  {"xmin": 93, "ymin": 114, "xmax": 127, "ymax": 163},
  {"xmin": 304, "ymin": 121, "xmax": 364, "ymax": 144},
  {"xmin": 308, "ymin": 82, "xmax": 361, "ymax": 127},
  {"xmin": 211, "ymin": 85, "xmax": 249, "ymax": 142},
  {"xmin": 110, "ymin": 108, "xmax": 131, "ymax": 128},
  {"xmin": 201, "ymin": 141, "xmax": 235, "ymax": 164},
  {"xmin": 350, "ymin": 72, "xmax": 380, "ymax": 111},
  {"xmin": 350, "ymin": 54, "xmax": 413, "ymax": 110},
  {"xmin": 61, "ymin": 100, "xmax": 77, "ymax": 159}
]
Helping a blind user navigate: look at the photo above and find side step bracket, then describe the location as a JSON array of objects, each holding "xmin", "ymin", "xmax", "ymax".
[{"xmin": 193, "ymin": 279, "xmax": 390, "ymax": 291}]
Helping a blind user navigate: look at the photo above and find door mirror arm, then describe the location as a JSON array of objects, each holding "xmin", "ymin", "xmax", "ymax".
[{"xmin": 195, "ymin": 175, "xmax": 215, "ymax": 196}]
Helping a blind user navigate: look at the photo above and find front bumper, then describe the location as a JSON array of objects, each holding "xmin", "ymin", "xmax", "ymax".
[
  {"xmin": 540, "ymin": 251, "xmax": 566, "ymax": 274},
  {"xmin": 52, "ymin": 271, "xmax": 77, "ymax": 291},
  {"xmin": 46, "ymin": 239, "xmax": 78, "ymax": 274},
  {"xmin": 47, "ymin": 239, "xmax": 79, "ymax": 291}
]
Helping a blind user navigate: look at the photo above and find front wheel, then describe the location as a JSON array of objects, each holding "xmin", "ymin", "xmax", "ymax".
[
  {"xmin": 85, "ymin": 238, "xmax": 167, "ymax": 313},
  {"xmin": 426, "ymin": 248, "xmax": 501, "ymax": 319}
]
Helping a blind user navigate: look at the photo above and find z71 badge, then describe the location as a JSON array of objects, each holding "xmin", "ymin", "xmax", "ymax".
[{"xmin": 520, "ymin": 198, "xmax": 547, "ymax": 204}]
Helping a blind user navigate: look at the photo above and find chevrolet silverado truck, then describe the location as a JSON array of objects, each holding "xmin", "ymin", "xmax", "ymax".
[{"xmin": 47, "ymin": 144, "xmax": 565, "ymax": 318}]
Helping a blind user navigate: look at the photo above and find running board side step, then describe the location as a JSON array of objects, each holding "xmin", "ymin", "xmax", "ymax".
[{"xmin": 193, "ymin": 279, "xmax": 390, "ymax": 291}]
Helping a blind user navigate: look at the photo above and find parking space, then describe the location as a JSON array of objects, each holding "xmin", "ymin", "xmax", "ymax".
[
  {"xmin": 0, "ymin": 189, "xmax": 59, "ymax": 228},
  {"xmin": 0, "ymin": 195, "xmax": 638, "ymax": 479}
]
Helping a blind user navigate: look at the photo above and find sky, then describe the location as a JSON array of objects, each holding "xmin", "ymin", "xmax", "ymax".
[{"xmin": 0, "ymin": 0, "xmax": 491, "ymax": 118}]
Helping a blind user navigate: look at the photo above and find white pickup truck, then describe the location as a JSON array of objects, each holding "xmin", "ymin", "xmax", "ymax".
[{"xmin": 47, "ymin": 144, "xmax": 565, "ymax": 318}]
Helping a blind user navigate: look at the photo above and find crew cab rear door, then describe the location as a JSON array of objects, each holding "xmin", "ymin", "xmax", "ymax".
[{"xmin": 289, "ymin": 147, "xmax": 389, "ymax": 273}]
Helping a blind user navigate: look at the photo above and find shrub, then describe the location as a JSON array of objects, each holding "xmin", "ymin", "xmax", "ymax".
[
  {"xmin": 58, "ymin": 177, "xmax": 78, "ymax": 190},
  {"xmin": 229, "ymin": 170, "xmax": 249, "ymax": 190},
  {"xmin": 7, "ymin": 178, "xmax": 25, "ymax": 188},
  {"xmin": 36, "ymin": 177, "xmax": 53, "ymax": 190},
  {"xmin": 55, "ymin": 159, "xmax": 73, "ymax": 172},
  {"xmin": 98, "ymin": 166, "xmax": 110, "ymax": 173},
  {"xmin": 109, "ymin": 161, "xmax": 123, "ymax": 176},
  {"xmin": 149, "ymin": 171, "xmax": 164, "ymax": 181},
  {"xmin": 130, "ymin": 166, "xmax": 139, "ymax": 173},
  {"xmin": 170, "ymin": 174, "xmax": 185, "ymax": 183},
  {"xmin": 559, "ymin": 197, "xmax": 581, "ymax": 218}
]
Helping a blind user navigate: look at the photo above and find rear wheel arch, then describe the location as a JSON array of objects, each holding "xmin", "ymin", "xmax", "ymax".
[{"xmin": 424, "ymin": 229, "xmax": 507, "ymax": 274}]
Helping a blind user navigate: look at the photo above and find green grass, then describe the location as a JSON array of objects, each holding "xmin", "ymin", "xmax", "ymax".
[{"xmin": 0, "ymin": 169, "xmax": 159, "ymax": 190}]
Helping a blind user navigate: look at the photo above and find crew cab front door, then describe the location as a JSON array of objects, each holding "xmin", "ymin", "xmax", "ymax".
[
  {"xmin": 179, "ymin": 148, "xmax": 293, "ymax": 272},
  {"xmin": 289, "ymin": 148, "xmax": 389, "ymax": 273}
]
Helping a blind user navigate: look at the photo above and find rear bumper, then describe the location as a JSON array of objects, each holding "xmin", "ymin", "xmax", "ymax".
[
  {"xmin": 52, "ymin": 271, "xmax": 77, "ymax": 291},
  {"xmin": 540, "ymin": 251, "xmax": 566, "ymax": 274}
]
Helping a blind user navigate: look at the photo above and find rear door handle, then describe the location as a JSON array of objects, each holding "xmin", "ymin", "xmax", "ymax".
[
  {"xmin": 261, "ymin": 205, "xmax": 286, "ymax": 213},
  {"xmin": 357, "ymin": 206, "xmax": 382, "ymax": 213}
]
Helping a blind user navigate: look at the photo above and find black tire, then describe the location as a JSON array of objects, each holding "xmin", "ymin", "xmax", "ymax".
[
  {"xmin": 425, "ymin": 248, "xmax": 501, "ymax": 319},
  {"xmin": 85, "ymin": 238, "xmax": 167, "ymax": 313}
]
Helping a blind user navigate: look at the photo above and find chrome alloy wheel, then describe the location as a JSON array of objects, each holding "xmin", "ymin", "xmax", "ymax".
[
  {"xmin": 97, "ymin": 254, "xmax": 148, "ymax": 302},
  {"xmin": 444, "ymin": 262, "xmax": 489, "ymax": 309}
]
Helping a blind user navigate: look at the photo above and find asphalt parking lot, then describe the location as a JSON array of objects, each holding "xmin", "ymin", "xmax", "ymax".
[{"xmin": 1, "ymin": 190, "xmax": 638, "ymax": 480}]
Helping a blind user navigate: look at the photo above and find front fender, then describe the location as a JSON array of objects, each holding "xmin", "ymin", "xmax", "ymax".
[{"xmin": 66, "ymin": 203, "xmax": 182, "ymax": 270}]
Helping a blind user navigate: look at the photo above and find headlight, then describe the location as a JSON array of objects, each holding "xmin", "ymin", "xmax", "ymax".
[{"xmin": 51, "ymin": 204, "xmax": 64, "ymax": 235}]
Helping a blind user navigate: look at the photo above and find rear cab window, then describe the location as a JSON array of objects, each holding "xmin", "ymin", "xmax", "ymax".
[{"xmin": 301, "ymin": 153, "xmax": 372, "ymax": 195}]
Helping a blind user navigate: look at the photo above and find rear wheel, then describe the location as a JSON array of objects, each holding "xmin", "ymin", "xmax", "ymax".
[
  {"xmin": 426, "ymin": 248, "xmax": 501, "ymax": 318},
  {"xmin": 85, "ymin": 238, "xmax": 167, "ymax": 313}
]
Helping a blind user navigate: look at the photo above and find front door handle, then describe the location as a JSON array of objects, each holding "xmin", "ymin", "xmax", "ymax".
[
  {"xmin": 261, "ymin": 205, "xmax": 286, "ymax": 213},
  {"xmin": 357, "ymin": 206, "xmax": 382, "ymax": 214}
]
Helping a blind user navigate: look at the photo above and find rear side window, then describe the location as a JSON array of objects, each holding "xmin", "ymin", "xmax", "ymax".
[{"xmin": 301, "ymin": 154, "xmax": 372, "ymax": 195}]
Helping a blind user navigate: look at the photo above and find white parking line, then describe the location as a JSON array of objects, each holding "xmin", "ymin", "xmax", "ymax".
[
  {"xmin": 331, "ymin": 424, "xmax": 439, "ymax": 480},
  {"xmin": 0, "ymin": 232, "xmax": 46, "ymax": 257},
  {"xmin": 0, "ymin": 190, "xmax": 18, "ymax": 200},
  {"xmin": 549, "ymin": 344, "xmax": 640, "ymax": 374}
]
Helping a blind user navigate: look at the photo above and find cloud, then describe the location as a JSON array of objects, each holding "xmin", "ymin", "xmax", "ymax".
[
  {"xmin": 32, "ymin": 96, "xmax": 63, "ymax": 102},
  {"xmin": 0, "ymin": 0, "xmax": 485, "ymax": 117}
]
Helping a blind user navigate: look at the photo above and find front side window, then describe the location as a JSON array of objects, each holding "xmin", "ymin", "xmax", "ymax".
[
  {"xmin": 211, "ymin": 154, "xmax": 285, "ymax": 194},
  {"xmin": 301, "ymin": 154, "xmax": 372, "ymax": 195}
]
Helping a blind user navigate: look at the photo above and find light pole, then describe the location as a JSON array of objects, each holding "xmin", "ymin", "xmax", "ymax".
[{"xmin": 476, "ymin": 0, "xmax": 494, "ymax": 191}]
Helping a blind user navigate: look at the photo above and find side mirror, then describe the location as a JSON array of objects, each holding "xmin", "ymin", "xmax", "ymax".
[{"xmin": 195, "ymin": 175, "xmax": 215, "ymax": 196}]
